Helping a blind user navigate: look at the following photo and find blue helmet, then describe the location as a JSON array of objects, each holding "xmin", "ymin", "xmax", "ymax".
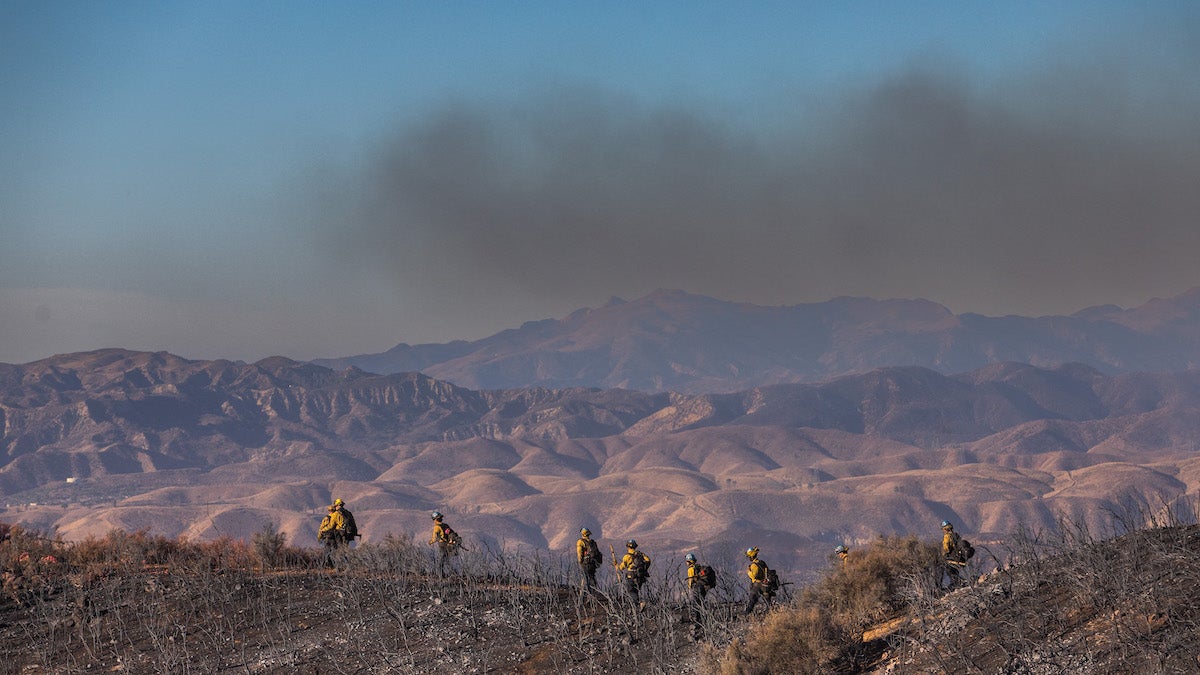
[
  {"xmin": 626, "ymin": 539, "xmax": 638, "ymax": 549},
  {"xmin": 941, "ymin": 520, "xmax": 952, "ymax": 529},
  {"xmin": 432, "ymin": 511, "xmax": 443, "ymax": 520},
  {"xmin": 835, "ymin": 545, "xmax": 848, "ymax": 554},
  {"xmin": 685, "ymin": 553, "xmax": 696, "ymax": 562}
]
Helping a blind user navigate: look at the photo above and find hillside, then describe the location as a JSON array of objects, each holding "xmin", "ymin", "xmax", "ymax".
[
  {"xmin": 5, "ymin": 514, "xmax": 1197, "ymax": 673},
  {"xmin": 313, "ymin": 288, "xmax": 1200, "ymax": 394},
  {"xmin": 0, "ymin": 527, "xmax": 716, "ymax": 673},
  {"xmin": 887, "ymin": 521, "xmax": 1200, "ymax": 673},
  {"xmin": 4, "ymin": 350, "xmax": 1200, "ymax": 579},
  {"xmin": 709, "ymin": 514, "xmax": 1200, "ymax": 673}
]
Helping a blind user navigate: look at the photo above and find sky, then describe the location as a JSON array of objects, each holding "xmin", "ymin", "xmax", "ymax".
[{"xmin": 3, "ymin": 1, "xmax": 1199, "ymax": 365}]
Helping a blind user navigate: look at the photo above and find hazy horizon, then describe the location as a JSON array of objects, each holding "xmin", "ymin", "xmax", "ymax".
[{"xmin": 4, "ymin": 2, "xmax": 1199, "ymax": 364}]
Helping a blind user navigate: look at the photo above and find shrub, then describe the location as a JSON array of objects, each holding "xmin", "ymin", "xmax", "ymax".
[
  {"xmin": 719, "ymin": 605, "xmax": 850, "ymax": 675},
  {"xmin": 0, "ymin": 522, "xmax": 69, "ymax": 605},
  {"xmin": 252, "ymin": 522, "xmax": 288, "ymax": 568},
  {"xmin": 69, "ymin": 528, "xmax": 178, "ymax": 569},
  {"xmin": 712, "ymin": 536, "xmax": 942, "ymax": 674},
  {"xmin": 814, "ymin": 535, "xmax": 942, "ymax": 628}
]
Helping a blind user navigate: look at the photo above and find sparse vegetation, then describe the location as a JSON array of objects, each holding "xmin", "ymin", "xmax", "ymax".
[
  {"xmin": 705, "ymin": 536, "xmax": 944, "ymax": 674},
  {"xmin": 0, "ymin": 524, "xmax": 750, "ymax": 672},
  {"xmin": 705, "ymin": 496, "xmax": 1200, "ymax": 674},
  {"xmin": 5, "ymin": 497, "xmax": 1200, "ymax": 673},
  {"xmin": 252, "ymin": 521, "xmax": 304, "ymax": 569},
  {"xmin": 889, "ymin": 497, "xmax": 1200, "ymax": 673}
]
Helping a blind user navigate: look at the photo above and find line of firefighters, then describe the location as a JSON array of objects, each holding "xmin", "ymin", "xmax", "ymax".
[
  {"xmin": 575, "ymin": 526, "xmax": 780, "ymax": 629},
  {"xmin": 318, "ymin": 500, "xmax": 976, "ymax": 627}
]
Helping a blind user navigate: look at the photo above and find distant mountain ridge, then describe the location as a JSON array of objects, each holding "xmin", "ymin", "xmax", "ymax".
[{"xmin": 313, "ymin": 288, "xmax": 1200, "ymax": 393}]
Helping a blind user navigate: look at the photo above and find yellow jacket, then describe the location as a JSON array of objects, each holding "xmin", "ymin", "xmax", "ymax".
[
  {"xmin": 577, "ymin": 536, "xmax": 594, "ymax": 564},
  {"xmin": 318, "ymin": 510, "xmax": 346, "ymax": 539},
  {"xmin": 942, "ymin": 530, "xmax": 960, "ymax": 557},
  {"xmin": 687, "ymin": 562, "xmax": 698, "ymax": 588},
  {"xmin": 619, "ymin": 549, "xmax": 650, "ymax": 575},
  {"xmin": 747, "ymin": 558, "xmax": 767, "ymax": 583},
  {"xmin": 430, "ymin": 521, "xmax": 449, "ymax": 545}
]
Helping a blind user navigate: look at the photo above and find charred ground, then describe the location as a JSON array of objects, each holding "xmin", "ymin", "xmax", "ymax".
[
  {"xmin": 5, "ymin": 508, "xmax": 1200, "ymax": 674},
  {"xmin": 716, "ymin": 507, "xmax": 1200, "ymax": 674},
  {"xmin": 0, "ymin": 526, "xmax": 734, "ymax": 674}
]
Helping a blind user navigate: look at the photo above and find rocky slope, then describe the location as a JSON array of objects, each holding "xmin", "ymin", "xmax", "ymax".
[{"xmin": 877, "ymin": 523, "xmax": 1200, "ymax": 673}]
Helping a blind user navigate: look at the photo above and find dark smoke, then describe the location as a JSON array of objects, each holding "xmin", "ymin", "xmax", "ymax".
[{"xmin": 331, "ymin": 58, "xmax": 1200, "ymax": 321}]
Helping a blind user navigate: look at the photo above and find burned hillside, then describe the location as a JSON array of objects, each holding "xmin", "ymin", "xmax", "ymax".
[
  {"xmin": 4, "ymin": 508, "xmax": 1200, "ymax": 674},
  {"xmin": 883, "ymin": 520, "xmax": 1200, "ymax": 673}
]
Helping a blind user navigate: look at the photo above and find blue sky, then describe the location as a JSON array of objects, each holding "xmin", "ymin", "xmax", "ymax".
[{"xmin": 3, "ymin": 1, "xmax": 1199, "ymax": 364}]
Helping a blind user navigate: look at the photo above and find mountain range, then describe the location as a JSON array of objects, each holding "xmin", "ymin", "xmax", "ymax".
[
  {"xmin": 313, "ymin": 287, "xmax": 1200, "ymax": 393},
  {"xmin": 5, "ymin": 335, "xmax": 1200, "ymax": 577}
]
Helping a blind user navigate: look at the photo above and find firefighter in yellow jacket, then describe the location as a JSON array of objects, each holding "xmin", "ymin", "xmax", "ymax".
[
  {"xmin": 333, "ymin": 498, "xmax": 358, "ymax": 547},
  {"xmin": 429, "ymin": 511, "xmax": 460, "ymax": 577},
  {"xmin": 683, "ymin": 552, "xmax": 710, "ymax": 636},
  {"xmin": 318, "ymin": 504, "xmax": 347, "ymax": 568},
  {"xmin": 576, "ymin": 527, "xmax": 601, "ymax": 595},
  {"xmin": 744, "ymin": 546, "xmax": 774, "ymax": 614},
  {"xmin": 941, "ymin": 520, "xmax": 965, "ymax": 586},
  {"xmin": 617, "ymin": 539, "xmax": 651, "ymax": 608}
]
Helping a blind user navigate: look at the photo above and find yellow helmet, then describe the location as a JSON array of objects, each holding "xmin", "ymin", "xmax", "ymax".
[
  {"xmin": 580, "ymin": 527, "xmax": 591, "ymax": 536},
  {"xmin": 333, "ymin": 498, "xmax": 344, "ymax": 507}
]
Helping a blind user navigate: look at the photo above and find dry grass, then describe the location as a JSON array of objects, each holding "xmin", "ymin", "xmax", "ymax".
[
  {"xmin": 707, "ymin": 495, "xmax": 1200, "ymax": 674},
  {"xmin": 893, "ymin": 496, "xmax": 1200, "ymax": 673},
  {"xmin": 8, "ymin": 495, "xmax": 1200, "ymax": 673},
  {"xmin": 0, "ymin": 523, "xmax": 749, "ymax": 672},
  {"xmin": 703, "ymin": 536, "xmax": 942, "ymax": 674}
]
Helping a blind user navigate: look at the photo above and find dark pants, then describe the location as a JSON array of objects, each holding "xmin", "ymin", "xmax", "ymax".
[
  {"xmin": 436, "ymin": 543, "xmax": 454, "ymax": 577},
  {"xmin": 684, "ymin": 585, "xmax": 708, "ymax": 631},
  {"xmin": 322, "ymin": 533, "xmax": 345, "ymax": 568},
  {"xmin": 580, "ymin": 562, "xmax": 598, "ymax": 594},
  {"xmin": 625, "ymin": 576, "xmax": 644, "ymax": 605},
  {"xmin": 745, "ymin": 582, "xmax": 771, "ymax": 614},
  {"xmin": 944, "ymin": 559, "xmax": 966, "ymax": 587}
]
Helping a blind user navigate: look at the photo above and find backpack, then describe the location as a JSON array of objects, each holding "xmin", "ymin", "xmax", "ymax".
[
  {"xmin": 959, "ymin": 539, "xmax": 975, "ymax": 560},
  {"xmin": 342, "ymin": 509, "xmax": 358, "ymax": 541},
  {"xmin": 586, "ymin": 538, "xmax": 603, "ymax": 565},
  {"xmin": 440, "ymin": 523, "xmax": 461, "ymax": 548},
  {"xmin": 629, "ymin": 551, "xmax": 650, "ymax": 581},
  {"xmin": 763, "ymin": 567, "xmax": 780, "ymax": 595},
  {"xmin": 697, "ymin": 564, "xmax": 717, "ymax": 589}
]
